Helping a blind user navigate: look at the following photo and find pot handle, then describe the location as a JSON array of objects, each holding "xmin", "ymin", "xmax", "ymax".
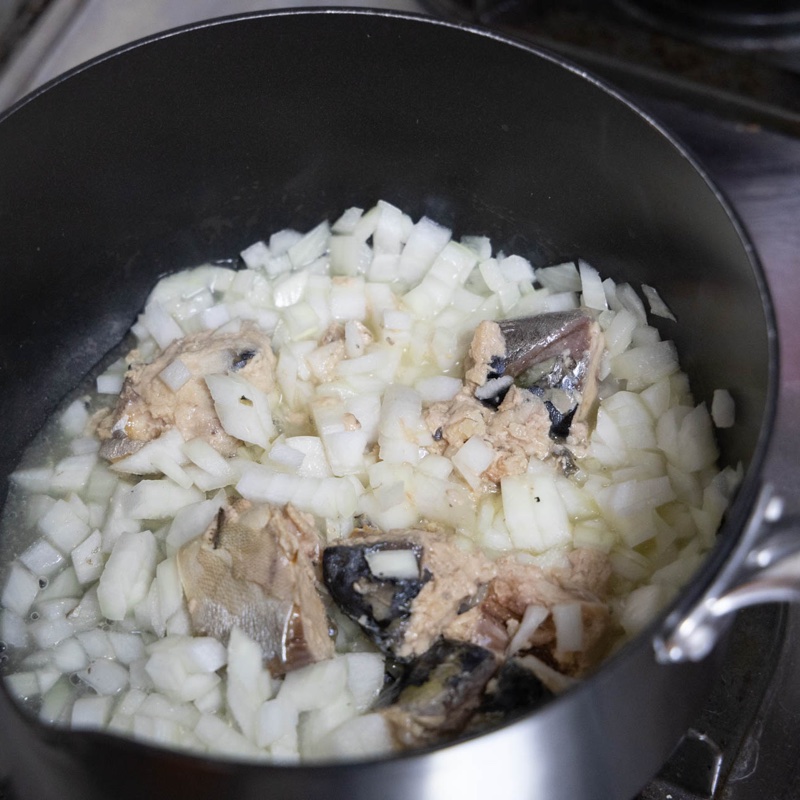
[{"xmin": 654, "ymin": 483, "xmax": 796, "ymax": 664}]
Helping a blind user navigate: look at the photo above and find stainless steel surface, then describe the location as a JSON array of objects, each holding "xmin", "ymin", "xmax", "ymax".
[
  {"xmin": 654, "ymin": 485, "xmax": 787, "ymax": 664},
  {"xmin": 636, "ymin": 95, "xmax": 800, "ymax": 799}
]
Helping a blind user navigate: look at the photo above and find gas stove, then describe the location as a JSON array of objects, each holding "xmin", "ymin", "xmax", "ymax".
[{"xmin": 1, "ymin": 3, "xmax": 800, "ymax": 799}]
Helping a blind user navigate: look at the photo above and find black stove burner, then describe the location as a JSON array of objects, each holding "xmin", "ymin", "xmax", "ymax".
[
  {"xmin": 616, "ymin": 0, "xmax": 800, "ymax": 49},
  {"xmin": 637, "ymin": 605, "xmax": 785, "ymax": 800},
  {"xmin": 422, "ymin": 0, "xmax": 800, "ymax": 135}
]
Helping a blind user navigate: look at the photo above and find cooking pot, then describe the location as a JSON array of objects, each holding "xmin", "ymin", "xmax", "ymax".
[{"xmin": 0, "ymin": 9, "xmax": 783, "ymax": 800}]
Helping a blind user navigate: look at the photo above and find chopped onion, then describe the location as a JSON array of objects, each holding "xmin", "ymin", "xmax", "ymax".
[
  {"xmin": 642, "ymin": 284, "xmax": 677, "ymax": 321},
  {"xmin": 711, "ymin": 388, "xmax": 735, "ymax": 428},
  {"xmin": 158, "ymin": 358, "xmax": 192, "ymax": 392},
  {"xmin": 365, "ymin": 549, "xmax": 419, "ymax": 580}
]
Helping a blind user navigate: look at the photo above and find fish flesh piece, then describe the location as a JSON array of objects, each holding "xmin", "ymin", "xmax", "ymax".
[
  {"xmin": 177, "ymin": 500, "xmax": 333, "ymax": 676},
  {"xmin": 96, "ymin": 323, "xmax": 276, "ymax": 461},
  {"xmin": 322, "ymin": 527, "xmax": 495, "ymax": 661}
]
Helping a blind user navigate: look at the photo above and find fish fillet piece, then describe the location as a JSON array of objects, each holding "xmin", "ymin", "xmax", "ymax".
[
  {"xmin": 177, "ymin": 500, "xmax": 333, "ymax": 676},
  {"xmin": 97, "ymin": 323, "xmax": 276, "ymax": 461}
]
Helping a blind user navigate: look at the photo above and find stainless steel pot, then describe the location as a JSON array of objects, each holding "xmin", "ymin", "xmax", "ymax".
[{"xmin": 0, "ymin": 9, "xmax": 783, "ymax": 800}]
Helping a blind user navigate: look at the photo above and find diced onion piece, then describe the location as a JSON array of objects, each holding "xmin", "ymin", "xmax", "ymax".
[
  {"xmin": 205, "ymin": 373, "xmax": 275, "ymax": 449},
  {"xmin": 111, "ymin": 428, "xmax": 187, "ymax": 477},
  {"xmin": 498, "ymin": 254, "xmax": 534, "ymax": 282},
  {"xmin": 29, "ymin": 617, "xmax": 74, "ymax": 649},
  {"xmin": 267, "ymin": 441, "xmax": 307, "ymax": 472},
  {"xmin": 257, "ymin": 695, "xmax": 300, "ymax": 752},
  {"xmin": 71, "ymin": 530, "xmax": 104, "ymax": 585},
  {"xmin": 194, "ymin": 714, "xmax": 266, "ymax": 759},
  {"xmin": 165, "ymin": 492, "xmax": 226, "ymax": 554},
  {"xmin": 332, "ymin": 207, "xmax": 364, "ymax": 234},
  {"xmin": 288, "ymin": 221, "xmax": 330, "ymax": 269},
  {"xmin": 122, "ymin": 479, "xmax": 203, "ymax": 520},
  {"xmin": 324, "ymin": 429, "xmax": 368, "ymax": 477},
  {"xmin": 479, "ymin": 258, "xmax": 505, "ymax": 292},
  {"xmin": 535, "ymin": 261, "xmax": 581, "ymax": 292},
  {"xmin": 711, "ymin": 389, "xmax": 735, "ymax": 428},
  {"xmin": 2, "ymin": 563, "xmax": 40, "ymax": 616},
  {"xmin": 278, "ymin": 658, "xmax": 348, "ymax": 713},
  {"xmin": 9, "ymin": 466, "xmax": 54, "ymax": 493},
  {"xmin": 397, "ymin": 216, "xmax": 451, "ymax": 285},
  {"xmin": 1, "ymin": 609, "xmax": 29, "ymax": 649},
  {"xmin": 72, "ymin": 696, "xmax": 115, "ymax": 730},
  {"xmin": 676, "ymin": 403, "xmax": 719, "ymax": 472},
  {"xmin": 19, "ymin": 539, "xmax": 65, "ymax": 577},
  {"xmin": 579, "ymin": 260, "xmax": 608, "ymax": 311},
  {"xmin": 365, "ymin": 549, "xmax": 419, "ymax": 580},
  {"xmin": 283, "ymin": 436, "xmax": 331, "ymax": 478},
  {"xmin": 60, "ymin": 398, "xmax": 90, "ymax": 438},
  {"xmin": 414, "ymin": 375, "xmax": 462, "ymax": 403},
  {"xmin": 611, "ymin": 340, "xmax": 679, "ymax": 391},
  {"xmin": 158, "ymin": 358, "xmax": 192, "ymax": 392},
  {"xmin": 373, "ymin": 200, "xmax": 407, "ymax": 255},
  {"xmin": 78, "ymin": 658, "xmax": 129, "ymax": 696},
  {"xmin": 330, "ymin": 276, "xmax": 367, "ymax": 322},
  {"xmin": 501, "ymin": 473, "xmax": 571, "ymax": 552},
  {"xmin": 343, "ymin": 652, "xmax": 386, "ymax": 713},
  {"xmin": 142, "ymin": 301, "xmax": 184, "ymax": 350},
  {"xmin": 507, "ymin": 604, "xmax": 549, "ymax": 655},
  {"xmin": 38, "ymin": 499, "xmax": 91, "ymax": 553},
  {"xmin": 97, "ymin": 530, "xmax": 157, "ymax": 621},
  {"xmin": 619, "ymin": 584, "xmax": 667, "ymax": 637},
  {"xmin": 270, "ymin": 228, "xmax": 303, "ymax": 256},
  {"xmin": 552, "ymin": 603, "xmax": 584, "ymax": 652},
  {"xmin": 613, "ymin": 283, "xmax": 647, "ymax": 325},
  {"xmin": 227, "ymin": 627, "xmax": 274, "ymax": 741},
  {"xmin": 240, "ymin": 240, "xmax": 270, "ymax": 270},
  {"xmin": 383, "ymin": 310, "xmax": 412, "ymax": 333},
  {"xmin": 50, "ymin": 453, "xmax": 97, "ymax": 494},
  {"xmin": 273, "ymin": 270, "xmax": 309, "ymax": 308},
  {"xmin": 642, "ymin": 284, "xmax": 677, "ymax": 321},
  {"xmin": 452, "ymin": 436, "xmax": 495, "ymax": 490}
]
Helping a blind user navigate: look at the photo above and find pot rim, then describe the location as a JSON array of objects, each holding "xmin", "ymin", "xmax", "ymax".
[{"xmin": 0, "ymin": 5, "xmax": 781, "ymax": 773}]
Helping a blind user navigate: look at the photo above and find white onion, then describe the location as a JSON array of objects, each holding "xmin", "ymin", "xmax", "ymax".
[
  {"xmin": 205, "ymin": 373, "xmax": 275, "ymax": 449},
  {"xmin": 365, "ymin": 549, "xmax": 418, "ymax": 580},
  {"xmin": 158, "ymin": 358, "xmax": 192, "ymax": 392},
  {"xmin": 579, "ymin": 260, "xmax": 608, "ymax": 311},
  {"xmin": 72, "ymin": 696, "xmax": 115, "ymax": 729},
  {"xmin": 642, "ymin": 284, "xmax": 677, "ymax": 321},
  {"xmin": 97, "ymin": 530, "xmax": 157, "ymax": 621},
  {"xmin": 552, "ymin": 603, "xmax": 584, "ymax": 653},
  {"xmin": 507, "ymin": 604, "xmax": 549, "ymax": 655},
  {"xmin": 711, "ymin": 388, "xmax": 735, "ymax": 428},
  {"xmin": 0, "ymin": 199, "xmax": 737, "ymax": 764}
]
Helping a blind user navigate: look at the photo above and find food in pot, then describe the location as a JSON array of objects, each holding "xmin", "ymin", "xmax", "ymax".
[{"xmin": 0, "ymin": 200, "xmax": 740, "ymax": 762}]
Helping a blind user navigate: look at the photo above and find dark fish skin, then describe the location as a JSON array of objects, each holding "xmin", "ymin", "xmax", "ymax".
[
  {"xmin": 322, "ymin": 540, "xmax": 431, "ymax": 653},
  {"xmin": 322, "ymin": 529, "xmax": 495, "ymax": 660},
  {"xmin": 467, "ymin": 658, "xmax": 554, "ymax": 732},
  {"xmin": 377, "ymin": 639, "xmax": 498, "ymax": 748}
]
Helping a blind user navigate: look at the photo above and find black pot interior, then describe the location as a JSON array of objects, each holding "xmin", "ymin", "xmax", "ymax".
[{"xmin": 0, "ymin": 10, "xmax": 776, "ymax": 800}]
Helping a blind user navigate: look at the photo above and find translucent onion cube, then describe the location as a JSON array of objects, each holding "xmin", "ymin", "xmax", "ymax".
[
  {"xmin": 711, "ymin": 389, "xmax": 735, "ymax": 429},
  {"xmin": 2, "ymin": 563, "xmax": 40, "ymax": 616},
  {"xmin": 205, "ymin": 373, "xmax": 275, "ymax": 449},
  {"xmin": 97, "ymin": 530, "xmax": 157, "ymax": 621},
  {"xmin": 72, "ymin": 695, "xmax": 115, "ymax": 730},
  {"xmin": 501, "ymin": 473, "xmax": 571, "ymax": 552},
  {"xmin": 71, "ymin": 530, "xmax": 104, "ymax": 585}
]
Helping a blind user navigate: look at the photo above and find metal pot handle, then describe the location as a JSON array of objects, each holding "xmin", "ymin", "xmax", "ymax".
[{"xmin": 654, "ymin": 483, "xmax": 796, "ymax": 663}]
